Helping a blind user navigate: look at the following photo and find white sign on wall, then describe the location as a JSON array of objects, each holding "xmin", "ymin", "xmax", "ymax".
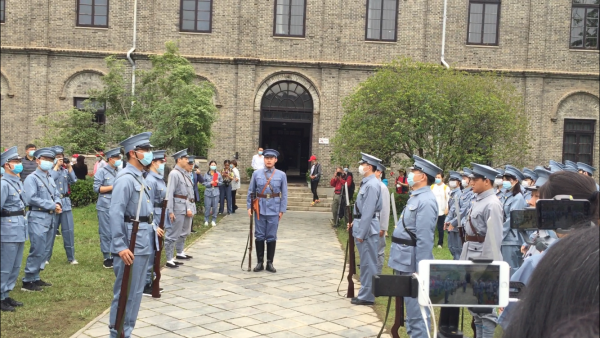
[{"xmin": 319, "ymin": 138, "xmax": 329, "ymax": 144}]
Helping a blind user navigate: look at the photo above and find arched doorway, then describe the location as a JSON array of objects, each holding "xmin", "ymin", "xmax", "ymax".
[{"xmin": 260, "ymin": 81, "xmax": 313, "ymax": 179}]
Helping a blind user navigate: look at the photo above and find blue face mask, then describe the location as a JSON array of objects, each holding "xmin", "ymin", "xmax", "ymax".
[
  {"xmin": 435, "ymin": 178, "xmax": 442, "ymax": 184},
  {"xmin": 40, "ymin": 160, "xmax": 53, "ymax": 171},
  {"xmin": 10, "ymin": 163, "xmax": 24, "ymax": 174},
  {"xmin": 114, "ymin": 159, "xmax": 123, "ymax": 168},
  {"xmin": 28, "ymin": 150, "xmax": 35, "ymax": 157},
  {"xmin": 258, "ymin": 151, "xmax": 263, "ymax": 155},
  {"xmin": 1, "ymin": 167, "xmax": 4, "ymax": 175},
  {"xmin": 136, "ymin": 151, "xmax": 154, "ymax": 166},
  {"xmin": 343, "ymin": 168, "xmax": 348, "ymax": 172},
  {"xmin": 407, "ymin": 172, "xmax": 416, "ymax": 187},
  {"xmin": 229, "ymin": 164, "xmax": 233, "ymax": 169},
  {"xmin": 502, "ymin": 181, "xmax": 513, "ymax": 190},
  {"xmin": 210, "ymin": 165, "xmax": 217, "ymax": 171},
  {"xmin": 157, "ymin": 163, "xmax": 165, "ymax": 174}
]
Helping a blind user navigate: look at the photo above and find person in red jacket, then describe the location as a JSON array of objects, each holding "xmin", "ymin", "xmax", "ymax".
[
  {"xmin": 330, "ymin": 167, "xmax": 352, "ymax": 226},
  {"xmin": 395, "ymin": 169, "xmax": 409, "ymax": 194}
]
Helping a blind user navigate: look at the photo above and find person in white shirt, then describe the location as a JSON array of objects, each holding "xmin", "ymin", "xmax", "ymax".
[
  {"xmin": 251, "ymin": 148, "xmax": 265, "ymax": 171},
  {"xmin": 431, "ymin": 172, "xmax": 450, "ymax": 248},
  {"xmin": 231, "ymin": 160, "xmax": 241, "ymax": 213}
]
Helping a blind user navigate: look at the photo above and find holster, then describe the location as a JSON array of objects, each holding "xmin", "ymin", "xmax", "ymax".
[{"xmin": 251, "ymin": 193, "xmax": 260, "ymax": 220}]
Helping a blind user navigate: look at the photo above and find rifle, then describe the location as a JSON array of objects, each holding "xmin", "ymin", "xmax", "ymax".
[
  {"xmin": 455, "ymin": 195, "xmax": 466, "ymax": 245},
  {"xmin": 115, "ymin": 181, "xmax": 145, "ymax": 338},
  {"xmin": 151, "ymin": 179, "xmax": 170, "ymax": 298},
  {"xmin": 344, "ymin": 182, "xmax": 356, "ymax": 298},
  {"xmin": 241, "ymin": 194, "xmax": 255, "ymax": 271}
]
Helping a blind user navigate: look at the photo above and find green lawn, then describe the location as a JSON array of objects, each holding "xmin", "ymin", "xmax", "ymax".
[
  {"xmin": 334, "ymin": 218, "xmax": 504, "ymax": 338},
  {"xmin": 0, "ymin": 204, "xmax": 220, "ymax": 338}
]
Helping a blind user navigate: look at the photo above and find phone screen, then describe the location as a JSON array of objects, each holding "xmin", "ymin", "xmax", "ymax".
[
  {"xmin": 537, "ymin": 200, "xmax": 591, "ymax": 229},
  {"xmin": 429, "ymin": 263, "xmax": 500, "ymax": 306},
  {"xmin": 510, "ymin": 209, "xmax": 537, "ymax": 230}
]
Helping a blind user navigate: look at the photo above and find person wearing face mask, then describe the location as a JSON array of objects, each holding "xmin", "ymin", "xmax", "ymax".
[
  {"xmin": 1, "ymin": 167, "xmax": 4, "ymax": 177},
  {"xmin": 20, "ymin": 143, "xmax": 37, "ymax": 182},
  {"xmin": 395, "ymin": 168, "xmax": 409, "ymax": 195},
  {"xmin": 47, "ymin": 145, "xmax": 78, "ymax": 265},
  {"xmin": 494, "ymin": 169, "xmax": 505, "ymax": 202},
  {"xmin": 22, "ymin": 147, "xmax": 63, "ymax": 292},
  {"xmin": 1, "ymin": 147, "xmax": 27, "ymax": 311},
  {"xmin": 251, "ymin": 147, "xmax": 265, "ymax": 171},
  {"xmin": 141, "ymin": 150, "xmax": 168, "ymax": 296},
  {"xmin": 230, "ymin": 160, "xmax": 241, "ymax": 213},
  {"xmin": 443, "ymin": 171, "xmax": 463, "ymax": 260},
  {"xmin": 203, "ymin": 161, "xmax": 222, "ymax": 227},
  {"xmin": 460, "ymin": 163, "xmax": 503, "ymax": 338},
  {"xmin": 387, "ymin": 155, "xmax": 439, "ymax": 334},
  {"xmin": 164, "ymin": 149, "xmax": 195, "ymax": 269},
  {"xmin": 577, "ymin": 162, "xmax": 599, "ymax": 191},
  {"xmin": 374, "ymin": 162, "xmax": 390, "ymax": 275},
  {"xmin": 93, "ymin": 147, "xmax": 123, "ymax": 269},
  {"xmin": 500, "ymin": 165, "xmax": 527, "ymax": 275},
  {"xmin": 219, "ymin": 159, "xmax": 234, "ymax": 215},
  {"xmin": 107, "ymin": 132, "xmax": 155, "ymax": 338},
  {"xmin": 347, "ymin": 153, "xmax": 382, "ymax": 305},
  {"xmin": 457, "ymin": 168, "xmax": 475, "ymax": 243},
  {"xmin": 521, "ymin": 168, "xmax": 537, "ymax": 203},
  {"xmin": 431, "ymin": 172, "xmax": 450, "ymax": 249}
]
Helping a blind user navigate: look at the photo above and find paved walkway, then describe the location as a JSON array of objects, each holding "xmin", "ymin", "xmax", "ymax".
[{"xmin": 73, "ymin": 211, "xmax": 389, "ymax": 338}]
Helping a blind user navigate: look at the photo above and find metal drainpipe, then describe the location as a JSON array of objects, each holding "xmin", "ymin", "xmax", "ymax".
[
  {"xmin": 126, "ymin": 0, "xmax": 138, "ymax": 106},
  {"xmin": 441, "ymin": 0, "xmax": 450, "ymax": 69}
]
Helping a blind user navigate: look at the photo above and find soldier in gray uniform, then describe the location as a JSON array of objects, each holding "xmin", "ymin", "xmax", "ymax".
[
  {"xmin": 521, "ymin": 168, "xmax": 538, "ymax": 203},
  {"xmin": 375, "ymin": 162, "xmax": 390, "ymax": 275},
  {"xmin": 501, "ymin": 165, "xmax": 526, "ymax": 275},
  {"xmin": 22, "ymin": 147, "xmax": 62, "ymax": 292},
  {"xmin": 247, "ymin": 149, "xmax": 288, "ymax": 273},
  {"xmin": 93, "ymin": 147, "xmax": 122, "ymax": 269},
  {"xmin": 388, "ymin": 155, "xmax": 439, "ymax": 335},
  {"xmin": 1, "ymin": 147, "xmax": 26, "ymax": 311},
  {"xmin": 142, "ymin": 150, "xmax": 168, "ymax": 295},
  {"xmin": 107, "ymin": 132, "xmax": 155, "ymax": 338},
  {"xmin": 577, "ymin": 162, "xmax": 599, "ymax": 191},
  {"xmin": 444, "ymin": 170, "xmax": 463, "ymax": 260},
  {"xmin": 47, "ymin": 145, "xmax": 78, "ymax": 264},
  {"xmin": 460, "ymin": 163, "xmax": 503, "ymax": 338},
  {"xmin": 165, "ymin": 149, "xmax": 194, "ymax": 268}
]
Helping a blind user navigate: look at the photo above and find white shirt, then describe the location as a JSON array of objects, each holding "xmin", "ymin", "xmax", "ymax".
[
  {"xmin": 231, "ymin": 167, "xmax": 241, "ymax": 190},
  {"xmin": 379, "ymin": 180, "xmax": 391, "ymax": 232},
  {"xmin": 431, "ymin": 183, "xmax": 450, "ymax": 216},
  {"xmin": 251, "ymin": 154, "xmax": 265, "ymax": 170},
  {"xmin": 310, "ymin": 164, "xmax": 315, "ymax": 175}
]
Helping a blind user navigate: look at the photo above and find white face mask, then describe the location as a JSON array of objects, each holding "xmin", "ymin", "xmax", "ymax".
[
  {"xmin": 461, "ymin": 179, "xmax": 468, "ymax": 188},
  {"xmin": 449, "ymin": 181, "xmax": 458, "ymax": 188},
  {"xmin": 521, "ymin": 180, "xmax": 530, "ymax": 188},
  {"xmin": 494, "ymin": 178, "xmax": 503, "ymax": 187},
  {"xmin": 358, "ymin": 165, "xmax": 366, "ymax": 176}
]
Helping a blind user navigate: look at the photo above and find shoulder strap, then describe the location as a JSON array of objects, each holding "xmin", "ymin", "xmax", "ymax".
[
  {"xmin": 33, "ymin": 173, "xmax": 56, "ymax": 200},
  {"xmin": 122, "ymin": 172, "xmax": 152, "ymax": 200},
  {"xmin": 2, "ymin": 178, "xmax": 26, "ymax": 206},
  {"xmin": 401, "ymin": 212, "xmax": 418, "ymax": 242},
  {"xmin": 261, "ymin": 169, "xmax": 276, "ymax": 194}
]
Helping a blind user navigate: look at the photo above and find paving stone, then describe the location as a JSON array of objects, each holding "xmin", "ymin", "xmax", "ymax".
[
  {"xmin": 245, "ymin": 322, "xmax": 285, "ymax": 335},
  {"xmin": 201, "ymin": 321, "xmax": 239, "ymax": 332},
  {"xmin": 311, "ymin": 321, "xmax": 347, "ymax": 333},
  {"xmin": 172, "ymin": 327, "xmax": 215, "ymax": 338},
  {"xmin": 131, "ymin": 326, "xmax": 169, "ymax": 338},
  {"xmin": 220, "ymin": 328, "xmax": 261, "ymax": 338}
]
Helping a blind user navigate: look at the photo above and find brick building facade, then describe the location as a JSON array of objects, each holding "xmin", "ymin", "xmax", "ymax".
[{"xmin": 1, "ymin": 0, "xmax": 598, "ymax": 180}]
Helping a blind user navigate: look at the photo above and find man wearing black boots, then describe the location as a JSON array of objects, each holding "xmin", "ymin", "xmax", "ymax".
[{"xmin": 247, "ymin": 149, "xmax": 288, "ymax": 273}]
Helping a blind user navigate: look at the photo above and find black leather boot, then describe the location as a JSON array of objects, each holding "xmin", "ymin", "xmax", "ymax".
[
  {"xmin": 253, "ymin": 240, "xmax": 265, "ymax": 272},
  {"xmin": 266, "ymin": 241, "xmax": 277, "ymax": 273}
]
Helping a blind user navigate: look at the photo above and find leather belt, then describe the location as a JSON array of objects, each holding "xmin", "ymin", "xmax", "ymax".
[
  {"xmin": 60, "ymin": 192, "xmax": 71, "ymax": 198},
  {"xmin": 257, "ymin": 193, "xmax": 280, "ymax": 198},
  {"xmin": 392, "ymin": 236, "xmax": 416, "ymax": 247},
  {"xmin": 466, "ymin": 234, "xmax": 486, "ymax": 243},
  {"xmin": 1, "ymin": 209, "xmax": 26, "ymax": 217},
  {"xmin": 353, "ymin": 214, "xmax": 377, "ymax": 219},
  {"xmin": 29, "ymin": 207, "xmax": 55, "ymax": 214},
  {"xmin": 124, "ymin": 215, "xmax": 153, "ymax": 223},
  {"xmin": 174, "ymin": 194, "xmax": 195, "ymax": 203},
  {"xmin": 154, "ymin": 203, "xmax": 163, "ymax": 208}
]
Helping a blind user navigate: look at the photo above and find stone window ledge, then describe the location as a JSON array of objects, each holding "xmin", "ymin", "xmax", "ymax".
[
  {"xmin": 272, "ymin": 36, "xmax": 306, "ymax": 40},
  {"xmin": 465, "ymin": 44, "xmax": 500, "ymax": 49},
  {"xmin": 364, "ymin": 40, "xmax": 396, "ymax": 44},
  {"xmin": 179, "ymin": 31, "xmax": 211, "ymax": 36},
  {"xmin": 569, "ymin": 49, "xmax": 599, "ymax": 53},
  {"xmin": 74, "ymin": 26, "xmax": 109, "ymax": 31}
]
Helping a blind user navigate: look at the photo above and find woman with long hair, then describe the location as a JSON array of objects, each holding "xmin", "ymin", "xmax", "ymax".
[
  {"xmin": 501, "ymin": 165, "xmax": 527, "ymax": 275},
  {"xmin": 202, "ymin": 161, "xmax": 222, "ymax": 226}
]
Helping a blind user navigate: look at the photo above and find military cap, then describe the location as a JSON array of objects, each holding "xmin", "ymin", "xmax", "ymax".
[
  {"xmin": 358, "ymin": 152, "xmax": 381, "ymax": 167},
  {"xmin": 470, "ymin": 163, "xmax": 500, "ymax": 181},
  {"xmin": 532, "ymin": 167, "xmax": 552, "ymax": 188},
  {"xmin": 563, "ymin": 165, "xmax": 579, "ymax": 173},
  {"xmin": 52, "ymin": 145, "xmax": 65, "ymax": 155},
  {"xmin": 33, "ymin": 147, "xmax": 56, "ymax": 159},
  {"xmin": 172, "ymin": 149, "xmax": 188, "ymax": 160},
  {"xmin": 577, "ymin": 162, "xmax": 596, "ymax": 175},
  {"xmin": 549, "ymin": 160, "xmax": 564, "ymax": 170},
  {"xmin": 449, "ymin": 170, "xmax": 462, "ymax": 181},
  {"xmin": 1, "ymin": 146, "xmax": 21, "ymax": 166},
  {"xmin": 564, "ymin": 160, "xmax": 577, "ymax": 168},
  {"xmin": 522, "ymin": 168, "xmax": 538, "ymax": 181},
  {"xmin": 495, "ymin": 167, "xmax": 505, "ymax": 178},
  {"xmin": 152, "ymin": 150, "xmax": 166, "ymax": 161},
  {"xmin": 549, "ymin": 163, "xmax": 563, "ymax": 173},
  {"xmin": 187, "ymin": 155, "xmax": 195, "ymax": 163},
  {"xmin": 263, "ymin": 149, "xmax": 280, "ymax": 158},
  {"xmin": 104, "ymin": 147, "xmax": 122, "ymax": 159},
  {"xmin": 411, "ymin": 155, "xmax": 442, "ymax": 178},
  {"xmin": 119, "ymin": 132, "xmax": 153, "ymax": 153},
  {"xmin": 376, "ymin": 162, "xmax": 386, "ymax": 172},
  {"xmin": 504, "ymin": 165, "xmax": 524, "ymax": 181},
  {"xmin": 462, "ymin": 167, "xmax": 473, "ymax": 177}
]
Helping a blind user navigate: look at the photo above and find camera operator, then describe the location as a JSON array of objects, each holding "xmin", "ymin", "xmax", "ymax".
[
  {"xmin": 330, "ymin": 167, "xmax": 350, "ymax": 226},
  {"xmin": 459, "ymin": 163, "xmax": 504, "ymax": 338}
]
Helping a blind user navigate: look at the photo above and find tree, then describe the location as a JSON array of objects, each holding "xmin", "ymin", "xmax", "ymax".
[
  {"xmin": 331, "ymin": 58, "xmax": 531, "ymax": 172},
  {"xmin": 38, "ymin": 41, "xmax": 217, "ymax": 155}
]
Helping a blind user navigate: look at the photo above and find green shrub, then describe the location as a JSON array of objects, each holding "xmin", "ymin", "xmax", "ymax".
[
  {"xmin": 245, "ymin": 167, "xmax": 254, "ymax": 179},
  {"xmin": 195, "ymin": 184, "xmax": 206, "ymax": 211},
  {"xmin": 70, "ymin": 177, "xmax": 97, "ymax": 207},
  {"xmin": 392, "ymin": 191, "xmax": 410, "ymax": 213}
]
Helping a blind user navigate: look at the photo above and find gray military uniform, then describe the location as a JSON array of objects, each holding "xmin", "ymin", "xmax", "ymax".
[
  {"xmin": 165, "ymin": 165, "xmax": 194, "ymax": 261},
  {"xmin": 94, "ymin": 165, "xmax": 118, "ymax": 260}
]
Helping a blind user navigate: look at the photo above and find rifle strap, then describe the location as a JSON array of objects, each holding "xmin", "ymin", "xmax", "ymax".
[
  {"xmin": 401, "ymin": 214, "xmax": 418, "ymax": 243},
  {"xmin": 377, "ymin": 297, "xmax": 393, "ymax": 338},
  {"xmin": 336, "ymin": 236, "xmax": 349, "ymax": 297},
  {"xmin": 262, "ymin": 170, "xmax": 276, "ymax": 195}
]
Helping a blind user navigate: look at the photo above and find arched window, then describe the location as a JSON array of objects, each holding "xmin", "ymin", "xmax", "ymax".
[{"xmin": 261, "ymin": 81, "xmax": 313, "ymax": 111}]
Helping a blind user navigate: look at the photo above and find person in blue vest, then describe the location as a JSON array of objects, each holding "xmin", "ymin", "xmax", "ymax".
[
  {"xmin": 142, "ymin": 150, "xmax": 167, "ymax": 296},
  {"xmin": 247, "ymin": 149, "xmax": 288, "ymax": 273},
  {"xmin": 1, "ymin": 147, "xmax": 27, "ymax": 311},
  {"xmin": 577, "ymin": 162, "xmax": 599, "ymax": 191},
  {"xmin": 22, "ymin": 147, "xmax": 62, "ymax": 292},
  {"xmin": 107, "ymin": 132, "xmax": 155, "ymax": 338},
  {"xmin": 501, "ymin": 165, "xmax": 527, "ymax": 275},
  {"xmin": 93, "ymin": 147, "xmax": 122, "ymax": 269},
  {"xmin": 47, "ymin": 145, "xmax": 78, "ymax": 265},
  {"xmin": 388, "ymin": 155, "xmax": 439, "ymax": 336},
  {"xmin": 444, "ymin": 170, "xmax": 463, "ymax": 260}
]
